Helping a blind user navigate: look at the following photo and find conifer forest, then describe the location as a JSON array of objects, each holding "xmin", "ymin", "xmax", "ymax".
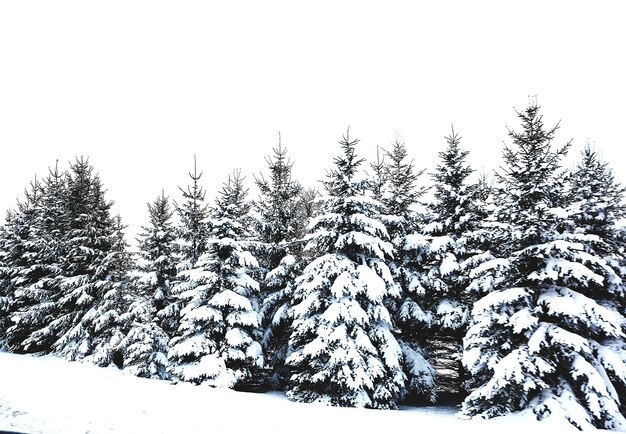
[{"xmin": 1, "ymin": 104, "xmax": 626, "ymax": 431}]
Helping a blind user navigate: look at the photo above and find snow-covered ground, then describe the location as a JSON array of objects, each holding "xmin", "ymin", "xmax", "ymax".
[{"xmin": 0, "ymin": 352, "xmax": 606, "ymax": 433}]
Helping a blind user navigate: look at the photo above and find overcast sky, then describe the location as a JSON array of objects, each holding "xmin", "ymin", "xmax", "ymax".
[{"xmin": 1, "ymin": 1, "xmax": 625, "ymax": 242}]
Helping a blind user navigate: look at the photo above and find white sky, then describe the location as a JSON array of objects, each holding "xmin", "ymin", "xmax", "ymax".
[{"xmin": 1, "ymin": 1, "xmax": 625, "ymax": 242}]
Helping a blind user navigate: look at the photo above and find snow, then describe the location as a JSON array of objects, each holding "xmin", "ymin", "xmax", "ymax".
[{"xmin": 0, "ymin": 352, "xmax": 602, "ymax": 434}]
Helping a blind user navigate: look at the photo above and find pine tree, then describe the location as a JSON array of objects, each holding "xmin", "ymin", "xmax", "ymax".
[
  {"xmin": 122, "ymin": 191, "xmax": 177, "ymax": 379},
  {"xmin": 168, "ymin": 170, "xmax": 263, "ymax": 387},
  {"xmin": 381, "ymin": 138, "xmax": 435, "ymax": 403},
  {"xmin": 253, "ymin": 137, "xmax": 307, "ymax": 388},
  {"xmin": 286, "ymin": 131, "xmax": 405, "ymax": 409},
  {"xmin": 461, "ymin": 104, "xmax": 626, "ymax": 430}
]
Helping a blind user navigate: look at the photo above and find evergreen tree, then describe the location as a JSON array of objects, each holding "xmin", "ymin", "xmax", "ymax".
[
  {"xmin": 164, "ymin": 157, "xmax": 211, "ymax": 334},
  {"xmin": 369, "ymin": 146, "xmax": 387, "ymax": 203},
  {"xmin": 86, "ymin": 215, "xmax": 135, "ymax": 367},
  {"xmin": 122, "ymin": 191, "xmax": 177, "ymax": 379},
  {"xmin": 381, "ymin": 138, "xmax": 435, "ymax": 403},
  {"xmin": 566, "ymin": 145, "xmax": 626, "ymax": 415},
  {"xmin": 419, "ymin": 128, "xmax": 485, "ymax": 395},
  {"xmin": 461, "ymin": 105, "xmax": 626, "ymax": 430},
  {"xmin": 568, "ymin": 145, "xmax": 626, "ymax": 255},
  {"xmin": 286, "ymin": 131, "xmax": 405, "ymax": 409},
  {"xmin": 8, "ymin": 165, "xmax": 68, "ymax": 353},
  {"xmin": 254, "ymin": 137, "xmax": 306, "ymax": 388},
  {"xmin": 27, "ymin": 157, "xmax": 129, "ymax": 364},
  {"xmin": 168, "ymin": 170, "xmax": 263, "ymax": 387},
  {"xmin": 0, "ymin": 202, "xmax": 39, "ymax": 351},
  {"xmin": 174, "ymin": 156, "xmax": 210, "ymax": 266}
]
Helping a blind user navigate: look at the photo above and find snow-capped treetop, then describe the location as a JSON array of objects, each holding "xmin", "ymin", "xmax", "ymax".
[
  {"xmin": 568, "ymin": 145, "xmax": 626, "ymax": 252},
  {"xmin": 495, "ymin": 104, "xmax": 571, "ymax": 250},
  {"xmin": 254, "ymin": 136, "xmax": 305, "ymax": 264},
  {"xmin": 174, "ymin": 155, "xmax": 210, "ymax": 266}
]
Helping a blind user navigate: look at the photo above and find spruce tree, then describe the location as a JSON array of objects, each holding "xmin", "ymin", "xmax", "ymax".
[
  {"xmin": 369, "ymin": 146, "xmax": 387, "ymax": 203},
  {"xmin": 137, "ymin": 191, "xmax": 178, "ymax": 327},
  {"xmin": 0, "ymin": 204, "xmax": 37, "ymax": 351},
  {"xmin": 254, "ymin": 137, "xmax": 306, "ymax": 388},
  {"xmin": 381, "ymin": 138, "xmax": 435, "ymax": 403},
  {"xmin": 8, "ymin": 165, "xmax": 68, "ymax": 353},
  {"xmin": 122, "ymin": 191, "xmax": 177, "ymax": 379},
  {"xmin": 286, "ymin": 131, "xmax": 405, "ymax": 409},
  {"xmin": 174, "ymin": 156, "xmax": 210, "ymax": 266},
  {"xmin": 164, "ymin": 157, "xmax": 211, "ymax": 333},
  {"xmin": 566, "ymin": 145, "xmax": 626, "ymax": 415},
  {"xmin": 461, "ymin": 104, "xmax": 626, "ymax": 430},
  {"xmin": 28, "ymin": 157, "xmax": 129, "ymax": 364},
  {"xmin": 168, "ymin": 170, "xmax": 263, "ymax": 387},
  {"xmin": 420, "ymin": 128, "xmax": 485, "ymax": 396}
]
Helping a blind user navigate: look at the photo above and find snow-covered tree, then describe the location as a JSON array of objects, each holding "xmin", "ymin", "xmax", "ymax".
[
  {"xmin": 8, "ymin": 165, "xmax": 68, "ymax": 353},
  {"xmin": 168, "ymin": 170, "xmax": 263, "ymax": 388},
  {"xmin": 286, "ymin": 132, "xmax": 405, "ymax": 409},
  {"xmin": 254, "ymin": 138, "xmax": 306, "ymax": 387},
  {"xmin": 461, "ymin": 104, "xmax": 626, "ymax": 430},
  {"xmin": 254, "ymin": 136, "xmax": 306, "ymax": 269},
  {"xmin": 0, "ymin": 219, "xmax": 11, "ymax": 350},
  {"xmin": 164, "ymin": 157, "xmax": 211, "ymax": 335},
  {"xmin": 419, "ymin": 128, "xmax": 487, "ymax": 395},
  {"xmin": 25, "ymin": 157, "xmax": 130, "ymax": 364},
  {"xmin": 0, "ymin": 178, "xmax": 45, "ymax": 351},
  {"xmin": 174, "ymin": 156, "xmax": 210, "ymax": 266},
  {"xmin": 0, "ymin": 178, "xmax": 47, "ymax": 351},
  {"xmin": 568, "ymin": 145, "xmax": 626, "ymax": 255},
  {"xmin": 121, "ymin": 191, "xmax": 178, "ymax": 379},
  {"xmin": 380, "ymin": 138, "xmax": 435, "ymax": 403},
  {"xmin": 566, "ymin": 145, "xmax": 626, "ymax": 415},
  {"xmin": 137, "ymin": 192, "xmax": 178, "ymax": 328}
]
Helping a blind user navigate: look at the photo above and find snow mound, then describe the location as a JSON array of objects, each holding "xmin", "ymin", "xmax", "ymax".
[{"xmin": 0, "ymin": 352, "xmax": 597, "ymax": 433}]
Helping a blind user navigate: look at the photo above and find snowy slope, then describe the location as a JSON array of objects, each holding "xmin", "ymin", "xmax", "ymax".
[{"xmin": 0, "ymin": 352, "xmax": 606, "ymax": 433}]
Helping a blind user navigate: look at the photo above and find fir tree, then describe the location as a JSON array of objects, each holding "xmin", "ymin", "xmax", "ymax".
[
  {"xmin": 254, "ymin": 136, "xmax": 306, "ymax": 388},
  {"xmin": 168, "ymin": 170, "xmax": 263, "ymax": 387},
  {"xmin": 286, "ymin": 131, "xmax": 405, "ymax": 409},
  {"xmin": 462, "ymin": 104, "xmax": 626, "ymax": 430}
]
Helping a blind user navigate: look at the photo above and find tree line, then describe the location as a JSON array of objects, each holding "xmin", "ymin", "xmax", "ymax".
[{"xmin": 1, "ymin": 104, "xmax": 625, "ymax": 430}]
